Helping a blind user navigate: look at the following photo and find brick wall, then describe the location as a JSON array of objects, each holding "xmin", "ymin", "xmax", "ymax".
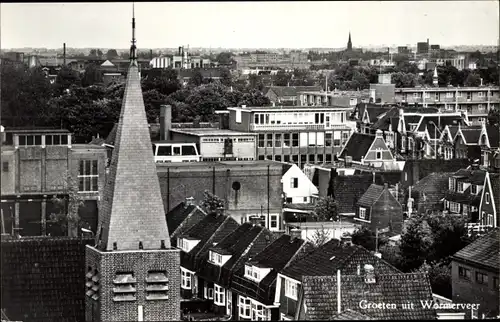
[
  {"xmin": 1, "ymin": 150, "xmax": 16, "ymax": 195},
  {"xmin": 451, "ymin": 260, "xmax": 499, "ymax": 317},
  {"xmin": 86, "ymin": 246, "xmax": 181, "ymax": 321}
]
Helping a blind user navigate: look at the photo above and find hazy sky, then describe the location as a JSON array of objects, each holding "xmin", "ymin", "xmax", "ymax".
[{"xmin": 1, "ymin": 1, "xmax": 499, "ymax": 49}]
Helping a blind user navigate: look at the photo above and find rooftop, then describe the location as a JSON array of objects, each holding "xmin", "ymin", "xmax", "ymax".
[
  {"xmin": 452, "ymin": 228, "xmax": 499, "ymax": 271},
  {"xmin": 227, "ymin": 105, "xmax": 353, "ymax": 112},
  {"xmin": 169, "ymin": 128, "xmax": 255, "ymax": 137}
]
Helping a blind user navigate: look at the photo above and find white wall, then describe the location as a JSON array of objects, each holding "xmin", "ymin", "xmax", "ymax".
[
  {"xmin": 282, "ymin": 164, "xmax": 319, "ymax": 204},
  {"xmin": 299, "ymin": 225, "xmax": 358, "ymax": 241}
]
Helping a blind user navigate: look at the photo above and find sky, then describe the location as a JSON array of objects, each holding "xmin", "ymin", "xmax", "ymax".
[{"xmin": 1, "ymin": 1, "xmax": 499, "ymax": 49}]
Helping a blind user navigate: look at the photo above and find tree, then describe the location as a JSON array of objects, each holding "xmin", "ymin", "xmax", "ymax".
[
  {"xmin": 399, "ymin": 215, "xmax": 434, "ymax": 271},
  {"xmin": 202, "ymin": 190, "xmax": 225, "ymax": 215},
  {"xmin": 81, "ymin": 63, "xmax": 103, "ymax": 87},
  {"xmin": 464, "ymin": 72, "xmax": 481, "ymax": 87},
  {"xmin": 188, "ymin": 69, "xmax": 204, "ymax": 87},
  {"xmin": 313, "ymin": 196, "xmax": 338, "ymax": 221},
  {"xmin": 274, "ymin": 71, "xmax": 292, "ymax": 86},
  {"xmin": 106, "ymin": 49, "xmax": 119, "ymax": 60},
  {"xmin": 308, "ymin": 225, "xmax": 330, "ymax": 248},
  {"xmin": 220, "ymin": 68, "xmax": 232, "ymax": 87},
  {"xmin": 142, "ymin": 89, "xmax": 167, "ymax": 123},
  {"xmin": 215, "ymin": 52, "xmax": 233, "ymax": 65},
  {"xmin": 350, "ymin": 226, "xmax": 388, "ymax": 251},
  {"xmin": 237, "ymin": 89, "xmax": 270, "ymax": 107},
  {"xmin": 54, "ymin": 66, "xmax": 81, "ymax": 95},
  {"xmin": 392, "ymin": 72, "xmax": 419, "ymax": 88},
  {"xmin": 487, "ymin": 108, "xmax": 500, "ymax": 126}
]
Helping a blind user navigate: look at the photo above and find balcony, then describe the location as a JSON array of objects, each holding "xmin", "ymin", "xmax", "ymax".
[{"xmin": 250, "ymin": 123, "xmax": 350, "ymax": 131}]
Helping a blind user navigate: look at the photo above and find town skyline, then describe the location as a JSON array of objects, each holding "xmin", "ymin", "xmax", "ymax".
[{"xmin": 1, "ymin": 1, "xmax": 499, "ymax": 50}]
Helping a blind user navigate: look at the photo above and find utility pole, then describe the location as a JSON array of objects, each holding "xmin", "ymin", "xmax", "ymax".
[{"xmin": 375, "ymin": 228, "xmax": 379, "ymax": 253}]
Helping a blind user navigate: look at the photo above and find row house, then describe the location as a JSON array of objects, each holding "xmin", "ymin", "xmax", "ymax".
[
  {"xmin": 354, "ymin": 103, "xmax": 393, "ymax": 134},
  {"xmin": 408, "ymin": 172, "xmax": 455, "ymax": 215},
  {"xmin": 393, "ymin": 85, "xmax": 499, "ymax": 125},
  {"xmin": 166, "ymin": 197, "xmax": 207, "ymax": 248},
  {"xmin": 230, "ymin": 235, "xmax": 311, "ymax": 321},
  {"xmin": 0, "ymin": 127, "xmax": 106, "ymax": 237},
  {"xmin": 444, "ymin": 168, "xmax": 486, "ymax": 221},
  {"xmin": 479, "ymin": 124, "xmax": 500, "ymax": 169},
  {"xmin": 274, "ymin": 237, "xmax": 407, "ymax": 320},
  {"xmin": 447, "ymin": 125, "xmax": 483, "ymax": 160},
  {"xmin": 451, "ymin": 229, "xmax": 499, "ymax": 319},
  {"xmin": 196, "ymin": 223, "xmax": 275, "ymax": 317},
  {"xmin": 478, "ymin": 172, "xmax": 500, "ymax": 228},
  {"xmin": 226, "ymin": 105, "xmax": 356, "ymax": 168}
]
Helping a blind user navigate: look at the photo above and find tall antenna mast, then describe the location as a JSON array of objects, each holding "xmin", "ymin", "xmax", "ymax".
[{"xmin": 130, "ymin": 2, "xmax": 138, "ymax": 66}]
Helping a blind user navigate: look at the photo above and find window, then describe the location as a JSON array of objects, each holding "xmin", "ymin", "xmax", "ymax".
[
  {"xmin": 292, "ymin": 155, "xmax": 299, "ymax": 164},
  {"xmin": 290, "ymin": 178, "xmax": 298, "ymax": 189},
  {"xmin": 258, "ymin": 134, "xmax": 265, "ymax": 148},
  {"xmin": 326, "ymin": 154, "xmax": 332, "ymax": 163},
  {"xmin": 325, "ymin": 133, "xmax": 332, "ymax": 147},
  {"xmin": 45, "ymin": 134, "xmax": 68, "ymax": 145},
  {"xmin": 2, "ymin": 162, "xmax": 8, "ymax": 172},
  {"xmin": 204, "ymin": 286, "xmax": 214, "ymax": 300},
  {"xmin": 270, "ymin": 214, "xmax": 278, "ymax": 229},
  {"xmin": 209, "ymin": 251, "xmax": 223, "ymax": 265},
  {"xmin": 78, "ymin": 160, "xmax": 98, "ymax": 192},
  {"xmin": 284, "ymin": 279, "xmax": 297, "ymax": 300},
  {"xmin": 478, "ymin": 104, "xmax": 485, "ymax": 110},
  {"xmin": 458, "ymin": 267, "xmax": 471, "ymax": 280},
  {"xmin": 435, "ymin": 93, "xmax": 439, "ymax": 101},
  {"xmin": 308, "ymin": 154, "xmax": 314, "ymax": 163},
  {"xmin": 258, "ymin": 155, "xmax": 265, "ymax": 160},
  {"xmin": 467, "ymin": 92, "xmax": 472, "ymax": 100},
  {"xmin": 359, "ymin": 207, "xmax": 366, "ymax": 219},
  {"xmin": 181, "ymin": 269, "xmax": 191, "ymax": 290},
  {"xmin": 476, "ymin": 272, "xmax": 488, "ymax": 285},
  {"xmin": 275, "ymin": 155, "xmax": 282, "ymax": 162},
  {"xmin": 493, "ymin": 277, "xmax": 499, "ymax": 290},
  {"xmin": 214, "ymin": 284, "xmax": 225, "ymax": 306},
  {"xmin": 236, "ymin": 110, "xmax": 242, "ymax": 123},
  {"xmin": 457, "ymin": 182, "xmax": 464, "ymax": 193},
  {"xmin": 485, "ymin": 192, "xmax": 490, "ymax": 204},
  {"xmin": 173, "ymin": 146, "xmax": 181, "ymax": 156},
  {"xmin": 449, "ymin": 178, "xmax": 455, "ymax": 191},
  {"xmin": 446, "ymin": 92, "xmax": 453, "ymax": 98},
  {"xmin": 342, "ymin": 132, "xmax": 350, "ymax": 145},
  {"xmin": 254, "ymin": 114, "xmax": 260, "ymax": 124},
  {"xmin": 303, "ymin": 197, "xmax": 308, "ymax": 203},
  {"xmin": 376, "ymin": 149, "xmax": 382, "ymax": 160},
  {"xmin": 487, "ymin": 214, "xmax": 494, "ymax": 226},
  {"xmin": 317, "ymin": 154, "xmax": 323, "ymax": 163},
  {"xmin": 283, "ymin": 133, "xmax": 290, "ymax": 147},
  {"xmin": 449, "ymin": 202, "xmax": 460, "ymax": 214},
  {"xmin": 478, "ymin": 91, "xmax": 484, "ymax": 97},
  {"xmin": 275, "ymin": 134, "xmax": 282, "ymax": 147},
  {"xmin": 292, "ymin": 133, "xmax": 299, "ymax": 147},
  {"xmin": 284, "ymin": 155, "xmax": 290, "ymax": 163},
  {"xmin": 266, "ymin": 134, "xmax": 273, "ymax": 148},
  {"xmin": 252, "ymin": 302, "xmax": 266, "ymax": 321},
  {"xmin": 113, "ymin": 272, "xmax": 137, "ymax": 302},
  {"xmin": 239, "ymin": 296, "xmax": 251, "ymax": 318},
  {"xmin": 18, "ymin": 135, "xmax": 43, "ymax": 146}
]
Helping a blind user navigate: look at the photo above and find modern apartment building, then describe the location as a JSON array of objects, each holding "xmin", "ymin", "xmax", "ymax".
[{"xmin": 225, "ymin": 105, "xmax": 356, "ymax": 168}]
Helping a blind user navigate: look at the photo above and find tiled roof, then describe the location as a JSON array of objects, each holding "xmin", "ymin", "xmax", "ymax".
[
  {"xmin": 416, "ymin": 115, "xmax": 463, "ymax": 132},
  {"xmin": 332, "ymin": 174, "xmax": 380, "ymax": 214},
  {"xmin": 367, "ymin": 107, "xmax": 392, "ymax": 124},
  {"xmin": 370, "ymin": 107, "xmax": 399, "ymax": 130},
  {"xmin": 230, "ymin": 235, "xmax": 308, "ymax": 305},
  {"xmin": 166, "ymin": 202, "xmax": 206, "ymax": 242},
  {"xmin": 453, "ymin": 228, "xmax": 499, "ymax": 271},
  {"xmin": 486, "ymin": 125, "xmax": 500, "ymax": 148},
  {"xmin": 1, "ymin": 237, "xmax": 93, "ymax": 322},
  {"xmin": 459, "ymin": 126, "xmax": 482, "ymax": 144},
  {"xmin": 198, "ymin": 223, "xmax": 275, "ymax": 288},
  {"xmin": 331, "ymin": 309, "xmax": 373, "ymax": 320},
  {"xmin": 452, "ymin": 168, "xmax": 486, "ymax": 185},
  {"xmin": 357, "ymin": 184, "xmax": 384, "ymax": 207},
  {"xmin": 412, "ymin": 172, "xmax": 454, "ymax": 209},
  {"xmin": 490, "ymin": 173, "xmax": 500, "ymax": 212},
  {"xmin": 339, "ymin": 133, "xmax": 375, "ymax": 161},
  {"xmin": 267, "ymin": 86, "xmax": 322, "ymax": 98},
  {"xmin": 402, "ymin": 159, "xmax": 471, "ymax": 184},
  {"xmin": 95, "ymin": 65, "xmax": 171, "ymax": 251},
  {"xmin": 180, "ymin": 214, "xmax": 239, "ymax": 272},
  {"xmin": 301, "ymin": 272, "xmax": 435, "ymax": 320},
  {"xmin": 281, "ymin": 163, "xmax": 293, "ymax": 176},
  {"xmin": 89, "ymin": 137, "xmax": 105, "ymax": 146},
  {"xmin": 280, "ymin": 239, "xmax": 400, "ymax": 281}
]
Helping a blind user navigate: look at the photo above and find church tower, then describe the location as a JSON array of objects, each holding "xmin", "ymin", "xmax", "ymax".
[
  {"xmin": 433, "ymin": 66, "xmax": 439, "ymax": 87},
  {"xmin": 347, "ymin": 31, "xmax": 352, "ymax": 51},
  {"xmin": 85, "ymin": 6, "xmax": 180, "ymax": 321}
]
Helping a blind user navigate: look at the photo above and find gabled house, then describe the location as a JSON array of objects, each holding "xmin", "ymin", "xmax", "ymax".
[
  {"xmin": 409, "ymin": 172, "xmax": 455, "ymax": 215},
  {"xmin": 339, "ymin": 130, "xmax": 396, "ymax": 170},
  {"xmin": 196, "ymin": 223, "xmax": 275, "ymax": 316},
  {"xmin": 439, "ymin": 125, "xmax": 460, "ymax": 160},
  {"xmin": 166, "ymin": 197, "xmax": 207, "ymax": 247},
  {"xmin": 297, "ymin": 271, "xmax": 436, "ymax": 320},
  {"xmin": 478, "ymin": 124, "xmax": 500, "ymax": 169},
  {"xmin": 478, "ymin": 172, "xmax": 500, "ymax": 228},
  {"xmin": 282, "ymin": 163, "xmax": 318, "ymax": 204},
  {"xmin": 453, "ymin": 125, "xmax": 482, "ymax": 160},
  {"xmin": 356, "ymin": 104, "xmax": 393, "ymax": 134},
  {"xmin": 274, "ymin": 237, "xmax": 400, "ymax": 321},
  {"xmin": 230, "ymin": 235, "xmax": 310, "ymax": 321},
  {"xmin": 355, "ymin": 183, "xmax": 403, "ymax": 234},
  {"xmin": 178, "ymin": 213, "xmax": 239, "ymax": 300},
  {"xmin": 444, "ymin": 168, "xmax": 486, "ymax": 221},
  {"xmin": 451, "ymin": 228, "xmax": 499, "ymax": 318},
  {"xmin": 401, "ymin": 158, "xmax": 471, "ymax": 189}
]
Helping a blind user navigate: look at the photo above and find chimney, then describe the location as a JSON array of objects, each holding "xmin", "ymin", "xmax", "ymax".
[
  {"xmin": 159, "ymin": 105, "xmax": 172, "ymax": 141},
  {"xmin": 384, "ymin": 182, "xmax": 388, "ymax": 189},
  {"xmin": 290, "ymin": 228, "xmax": 302, "ymax": 240},
  {"xmin": 63, "ymin": 43, "xmax": 66, "ymax": 66},
  {"xmin": 150, "ymin": 49, "xmax": 153, "ymax": 60},
  {"xmin": 374, "ymin": 252, "xmax": 382, "ymax": 259},
  {"xmin": 341, "ymin": 235, "xmax": 353, "ymax": 246},
  {"xmin": 364, "ymin": 264, "xmax": 376, "ymax": 284},
  {"xmin": 215, "ymin": 206, "xmax": 225, "ymax": 217},
  {"xmin": 184, "ymin": 196, "xmax": 195, "ymax": 208},
  {"xmin": 480, "ymin": 78, "xmax": 483, "ymax": 86},
  {"xmin": 375, "ymin": 129, "xmax": 383, "ymax": 138}
]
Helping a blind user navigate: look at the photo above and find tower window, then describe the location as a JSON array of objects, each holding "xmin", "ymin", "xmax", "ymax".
[
  {"xmin": 146, "ymin": 271, "xmax": 169, "ymax": 300},
  {"xmin": 113, "ymin": 272, "xmax": 137, "ymax": 302}
]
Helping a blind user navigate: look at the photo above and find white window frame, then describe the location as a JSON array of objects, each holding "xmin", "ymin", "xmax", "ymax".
[
  {"xmin": 485, "ymin": 192, "xmax": 490, "ymax": 204},
  {"xmin": 359, "ymin": 207, "xmax": 366, "ymax": 219},
  {"xmin": 290, "ymin": 177, "xmax": 298, "ymax": 189},
  {"xmin": 204, "ymin": 285, "xmax": 214, "ymax": 300},
  {"xmin": 446, "ymin": 92, "xmax": 453, "ymax": 98},
  {"xmin": 457, "ymin": 181, "xmax": 464, "ymax": 193},
  {"xmin": 280, "ymin": 313, "xmax": 292, "ymax": 321},
  {"xmin": 284, "ymin": 279, "xmax": 298, "ymax": 300},
  {"xmin": 449, "ymin": 178, "xmax": 455, "ymax": 191},
  {"xmin": 78, "ymin": 159, "xmax": 99, "ymax": 193},
  {"xmin": 214, "ymin": 284, "xmax": 225, "ymax": 306},
  {"xmin": 181, "ymin": 268, "xmax": 192, "ymax": 290},
  {"xmin": 209, "ymin": 251, "xmax": 223, "ymax": 266},
  {"xmin": 471, "ymin": 185, "xmax": 477, "ymax": 195},
  {"xmin": 236, "ymin": 110, "xmax": 242, "ymax": 124},
  {"xmin": 375, "ymin": 149, "xmax": 382, "ymax": 160},
  {"xmin": 251, "ymin": 302, "xmax": 266, "ymax": 321},
  {"xmin": 487, "ymin": 214, "xmax": 494, "ymax": 226},
  {"xmin": 239, "ymin": 296, "xmax": 251, "ymax": 318},
  {"xmin": 450, "ymin": 202, "xmax": 460, "ymax": 214},
  {"xmin": 270, "ymin": 214, "xmax": 278, "ymax": 230}
]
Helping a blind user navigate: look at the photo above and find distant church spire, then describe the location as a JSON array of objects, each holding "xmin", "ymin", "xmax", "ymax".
[
  {"xmin": 130, "ymin": 3, "xmax": 137, "ymax": 66},
  {"xmin": 347, "ymin": 31, "xmax": 352, "ymax": 51}
]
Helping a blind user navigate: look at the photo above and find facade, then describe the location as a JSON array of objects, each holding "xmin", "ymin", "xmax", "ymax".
[
  {"xmin": 297, "ymin": 90, "xmax": 370, "ymax": 108},
  {"xmin": 85, "ymin": 21, "xmax": 181, "ymax": 321},
  {"xmin": 157, "ymin": 161, "xmax": 283, "ymax": 231},
  {"xmin": 226, "ymin": 105, "xmax": 356, "ymax": 168},
  {"xmin": 166, "ymin": 197, "xmax": 207, "ymax": 247},
  {"xmin": 369, "ymin": 74, "xmax": 396, "ymax": 104},
  {"xmin": 451, "ymin": 229, "xmax": 499, "ymax": 318},
  {"xmin": 453, "ymin": 125, "xmax": 482, "ymax": 160},
  {"xmin": 196, "ymin": 223, "xmax": 275, "ymax": 316},
  {"xmin": 264, "ymin": 86, "xmax": 322, "ymax": 105},
  {"xmin": 400, "ymin": 158, "xmax": 471, "ymax": 189},
  {"xmin": 478, "ymin": 172, "xmax": 500, "ymax": 228},
  {"xmin": 479, "ymin": 124, "xmax": 500, "ymax": 169},
  {"xmin": 355, "ymin": 183, "xmax": 404, "ymax": 234},
  {"xmin": 0, "ymin": 128, "xmax": 106, "ymax": 237},
  {"xmin": 281, "ymin": 163, "xmax": 318, "ymax": 204},
  {"xmin": 444, "ymin": 168, "xmax": 486, "ymax": 221},
  {"xmin": 233, "ymin": 52, "xmax": 309, "ymax": 70},
  {"xmin": 409, "ymin": 172, "xmax": 455, "ymax": 215},
  {"xmin": 230, "ymin": 235, "xmax": 310, "ymax": 321}
]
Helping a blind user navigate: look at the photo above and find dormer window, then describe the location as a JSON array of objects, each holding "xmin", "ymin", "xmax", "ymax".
[
  {"xmin": 449, "ymin": 178, "xmax": 455, "ymax": 191},
  {"xmin": 284, "ymin": 278, "xmax": 298, "ymax": 300},
  {"xmin": 471, "ymin": 185, "xmax": 477, "ymax": 195},
  {"xmin": 178, "ymin": 237, "xmax": 200, "ymax": 253},
  {"xmin": 245, "ymin": 265, "xmax": 271, "ymax": 283},
  {"xmin": 209, "ymin": 250, "xmax": 231, "ymax": 267},
  {"xmin": 457, "ymin": 181, "xmax": 464, "ymax": 193}
]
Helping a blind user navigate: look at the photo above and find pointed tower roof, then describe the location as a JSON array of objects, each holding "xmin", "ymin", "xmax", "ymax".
[
  {"xmin": 433, "ymin": 66, "xmax": 438, "ymax": 78},
  {"xmin": 95, "ymin": 6, "xmax": 170, "ymax": 251}
]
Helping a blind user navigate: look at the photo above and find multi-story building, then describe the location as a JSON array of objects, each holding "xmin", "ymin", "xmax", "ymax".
[
  {"xmin": 297, "ymin": 90, "xmax": 370, "ymax": 108},
  {"xmin": 444, "ymin": 168, "xmax": 486, "ymax": 220},
  {"xmin": 225, "ymin": 105, "xmax": 356, "ymax": 168},
  {"xmin": 149, "ymin": 46, "xmax": 212, "ymax": 69},
  {"xmin": 0, "ymin": 127, "xmax": 106, "ymax": 237},
  {"xmin": 264, "ymin": 86, "xmax": 322, "ymax": 106},
  {"xmin": 233, "ymin": 52, "xmax": 309, "ymax": 70}
]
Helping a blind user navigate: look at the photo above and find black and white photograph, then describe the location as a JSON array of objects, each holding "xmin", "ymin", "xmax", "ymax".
[{"xmin": 0, "ymin": 1, "xmax": 499, "ymax": 321}]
